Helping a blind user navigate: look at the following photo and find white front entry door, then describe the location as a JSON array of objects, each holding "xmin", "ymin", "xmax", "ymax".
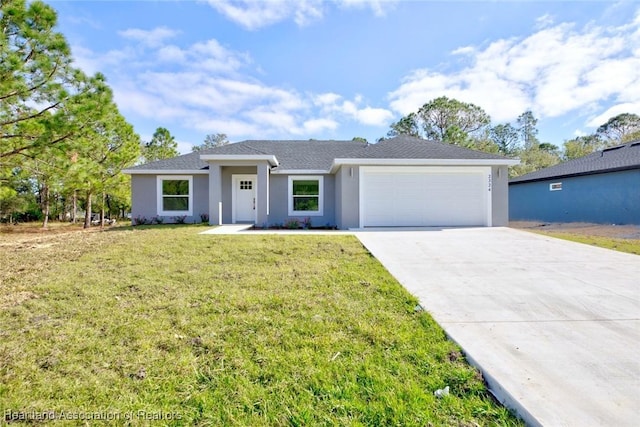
[{"xmin": 232, "ymin": 175, "xmax": 257, "ymax": 223}]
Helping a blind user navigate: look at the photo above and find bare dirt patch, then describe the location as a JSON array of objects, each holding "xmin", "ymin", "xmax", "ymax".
[
  {"xmin": 0, "ymin": 224, "xmax": 130, "ymax": 309},
  {"xmin": 510, "ymin": 221, "xmax": 640, "ymax": 239},
  {"xmin": 0, "ymin": 223, "xmax": 102, "ymax": 248}
]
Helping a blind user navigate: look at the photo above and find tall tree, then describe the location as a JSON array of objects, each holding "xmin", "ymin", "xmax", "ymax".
[
  {"xmin": 517, "ymin": 110, "xmax": 539, "ymax": 149},
  {"xmin": 192, "ymin": 133, "xmax": 229, "ymax": 151},
  {"xmin": 387, "ymin": 113, "xmax": 420, "ymax": 138},
  {"xmin": 68, "ymin": 99, "xmax": 141, "ymax": 228},
  {"xmin": 417, "ymin": 96, "xmax": 491, "ymax": 144},
  {"xmin": 0, "ymin": 167, "xmax": 32, "ymax": 224},
  {"xmin": 386, "ymin": 97, "xmax": 491, "ymax": 147},
  {"xmin": 1, "ymin": 0, "xmax": 119, "ymax": 226},
  {"xmin": 596, "ymin": 113, "xmax": 640, "ymax": 143},
  {"xmin": 489, "ymin": 123, "xmax": 519, "ymax": 155},
  {"xmin": 0, "ymin": 0, "xmax": 83, "ymax": 161},
  {"xmin": 510, "ymin": 145, "xmax": 561, "ymax": 178},
  {"xmin": 622, "ymin": 130, "xmax": 640, "ymax": 143},
  {"xmin": 1, "ymin": 0, "xmax": 140, "ymax": 225},
  {"xmin": 142, "ymin": 127, "xmax": 178, "ymax": 162},
  {"xmin": 563, "ymin": 134, "xmax": 605, "ymax": 160},
  {"xmin": 25, "ymin": 144, "xmax": 68, "ymax": 227}
]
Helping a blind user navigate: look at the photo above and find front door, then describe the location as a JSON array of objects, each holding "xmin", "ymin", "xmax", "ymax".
[{"xmin": 232, "ymin": 175, "xmax": 257, "ymax": 223}]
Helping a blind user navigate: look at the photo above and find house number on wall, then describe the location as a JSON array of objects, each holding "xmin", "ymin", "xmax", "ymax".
[{"xmin": 488, "ymin": 174, "xmax": 492, "ymax": 192}]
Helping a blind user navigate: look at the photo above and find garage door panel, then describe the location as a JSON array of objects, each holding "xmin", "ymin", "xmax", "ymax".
[{"xmin": 361, "ymin": 167, "xmax": 489, "ymax": 227}]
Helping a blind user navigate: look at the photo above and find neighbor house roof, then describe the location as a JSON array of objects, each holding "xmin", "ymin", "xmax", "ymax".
[
  {"xmin": 124, "ymin": 136, "xmax": 517, "ymax": 173},
  {"xmin": 510, "ymin": 140, "xmax": 640, "ymax": 184}
]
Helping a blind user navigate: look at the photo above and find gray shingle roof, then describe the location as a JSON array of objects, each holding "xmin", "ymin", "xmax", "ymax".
[
  {"xmin": 354, "ymin": 135, "xmax": 509, "ymax": 160},
  {"xmin": 130, "ymin": 151, "xmax": 209, "ymax": 171},
  {"xmin": 510, "ymin": 140, "xmax": 640, "ymax": 183},
  {"xmin": 216, "ymin": 140, "xmax": 367, "ymax": 170},
  {"xmin": 125, "ymin": 136, "xmax": 514, "ymax": 172}
]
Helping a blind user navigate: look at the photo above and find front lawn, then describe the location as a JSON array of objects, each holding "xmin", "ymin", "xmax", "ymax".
[{"xmin": 0, "ymin": 225, "xmax": 521, "ymax": 426}]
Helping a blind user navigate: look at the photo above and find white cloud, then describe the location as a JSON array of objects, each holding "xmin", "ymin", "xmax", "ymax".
[
  {"xmin": 192, "ymin": 117, "xmax": 262, "ymax": 137},
  {"xmin": 72, "ymin": 45, "xmax": 135, "ymax": 75},
  {"xmin": 586, "ymin": 102, "xmax": 640, "ymax": 128},
  {"xmin": 156, "ymin": 45, "xmax": 186, "ymax": 63},
  {"xmin": 71, "ymin": 14, "xmax": 395, "ymax": 143},
  {"xmin": 206, "ymin": 0, "xmax": 396, "ymax": 29},
  {"xmin": 303, "ymin": 118, "xmax": 339, "ymax": 133},
  {"xmin": 120, "ymin": 34, "xmax": 250, "ymax": 74},
  {"xmin": 118, "ymin": 27, "xmax": 179, "ymax": 47},
  {"xmin": 535, "ymin": 13, "xmax": 555, "ymax": 30},
  {"xmin": 206, "ymin": 0, "xmax": 324, "ymax": 30},
  {"xmin": 451, "ymin": 46, "xmax": 474, "ymax": 56},
  {"xmin": 190, "ymin": 39, "xmax": 251, "ymax": 72},
  {"xmin": 314, "ymin": 92, "xmax": 342, "ymax": 106},
  {"xmin": 336, "ymin": 0, "xmax": 397, "ymax": 17},
  {"xmin": 113, "ymin": 81, "xmax": 192, "ymax": 120},
  {"xmin": 355, "ymin": 107, "xmax": 395, "ymax": 126},
  {"xmin": 316, "ymin": 93, "xmax": 393, "ymax": 126},
  {"xmin": 388, "ymin": 10, "xmax": 640, "ymax": 129}
]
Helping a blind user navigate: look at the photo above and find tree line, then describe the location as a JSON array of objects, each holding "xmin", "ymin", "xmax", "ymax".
[
  {"xmin": 0, "ymin": 0, "xmax": 140, "ymax": 227},
  {"xmin": 140, "ymin": 128, "xmax": 230, "ymax": 162},
  {"xmin": 385, "ymin": 96, "xmax": 640, "ymax": 176}
]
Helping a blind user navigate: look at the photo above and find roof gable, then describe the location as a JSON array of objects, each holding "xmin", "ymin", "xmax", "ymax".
[{"xmin": 510, "ymin": 141, "xmax": 640, "ymax": 183}]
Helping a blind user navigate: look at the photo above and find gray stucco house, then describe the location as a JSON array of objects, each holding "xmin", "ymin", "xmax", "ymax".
[
  {"xmin": 509, "ymin": 140, "xmax": 640, "ymax": 225},
  {"xmin": 123, "ymin": 136, "xmax": 518, "ymax": 229}
]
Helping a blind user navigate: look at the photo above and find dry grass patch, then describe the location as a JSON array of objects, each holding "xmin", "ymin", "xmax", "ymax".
[{"xmin": 511, "ymin": 221, "xmax": 640, "ymax": 255}]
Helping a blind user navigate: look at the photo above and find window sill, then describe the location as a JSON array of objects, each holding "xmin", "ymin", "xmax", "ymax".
[
  {"xmin": 289, "ymin": 211, "xmax": 323, "ymax": 217},
  {"xmin": 159, "ymin": 211, "xmax": 192, "ymax": 217}
]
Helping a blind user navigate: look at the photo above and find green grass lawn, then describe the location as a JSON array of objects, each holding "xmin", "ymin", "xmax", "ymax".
[{"xmin": 1, "ymin": 225, "xmax": 521, "ymax": 426}]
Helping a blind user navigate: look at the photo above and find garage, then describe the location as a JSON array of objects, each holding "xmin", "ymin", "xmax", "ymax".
[{"xmin": 360, "ymin": 166, "xmax": 491, "ymax": 227}]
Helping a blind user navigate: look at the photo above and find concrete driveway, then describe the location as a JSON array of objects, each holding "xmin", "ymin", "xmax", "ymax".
[{"xmin": 356, "ymin": 227, "xmax": 640, "ymax": 427}]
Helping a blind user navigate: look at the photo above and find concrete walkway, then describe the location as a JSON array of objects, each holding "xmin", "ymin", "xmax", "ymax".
[
  {"xmin": 200, "ymin": 224, "xmax": 253, "ymax": 234},
  {"xmin": 355, "ymin": 227, "xmax": 640, "ymax": 426}
]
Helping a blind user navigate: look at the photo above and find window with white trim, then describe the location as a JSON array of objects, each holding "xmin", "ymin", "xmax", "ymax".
[
  {"xmin": 288, "ymin": 176, "xmax": 323, "ymax": 216},
  {"xmin": 157, "ymin": 176, "xmax": 193, "ymax": 216}
]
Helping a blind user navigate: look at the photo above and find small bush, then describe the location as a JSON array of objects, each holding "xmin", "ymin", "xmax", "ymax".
[
  {"xmin": 200, "ymin": 213, "xmax": 209, "ymax": 223},
  {"xmin": 132, "ymin": 216, "xmax": 150, "ymax": 226},
  {"xmin": 302, "ymin": 217, "xmax": 312, "ymax": 229},
  {"xmin": 153, "ymin": 216, "xmax": 164, "ymax": 224},
  {"xmin": 172, "ymin": 215, "xmax": 188, "ymax": 224},
  {"xmin": 284, "ymin": 218, "xmax": 300, "ymax": 229}
]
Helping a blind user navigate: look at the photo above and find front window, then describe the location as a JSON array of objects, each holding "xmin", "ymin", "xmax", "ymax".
[
  {"xmin": 288, "ymin": 176, "xmax": 323, "ymax": 216},
  {"xmin": 157, "ymin": 176, "xmax": 193, "ymax": 216}
]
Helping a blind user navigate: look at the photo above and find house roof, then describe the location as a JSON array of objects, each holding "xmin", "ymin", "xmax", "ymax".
[
  {"xmin": 510, "ymin": 140, "xmax": 640, "ymax": 184},
  {"xmin": 124, "ymin": 136, "xmax": 516, "ymax": 173},
  {"xmin": 352, "ymin": 136, "xmax": 509, "ymax": 160},
  {"xmin": 127, "ymin": 151, "xmax": 210, "ymax": 172}
]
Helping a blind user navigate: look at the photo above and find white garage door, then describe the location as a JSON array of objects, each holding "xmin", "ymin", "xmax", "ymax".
[{"xmin": 360, "ymin": 166, "xmax": 490, "ymax": 227}]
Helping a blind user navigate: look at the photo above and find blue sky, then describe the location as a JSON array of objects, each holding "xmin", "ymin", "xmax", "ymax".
[{"xmin": 49, "ymin": 0, "xmax": 640, "ymax": 153}]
